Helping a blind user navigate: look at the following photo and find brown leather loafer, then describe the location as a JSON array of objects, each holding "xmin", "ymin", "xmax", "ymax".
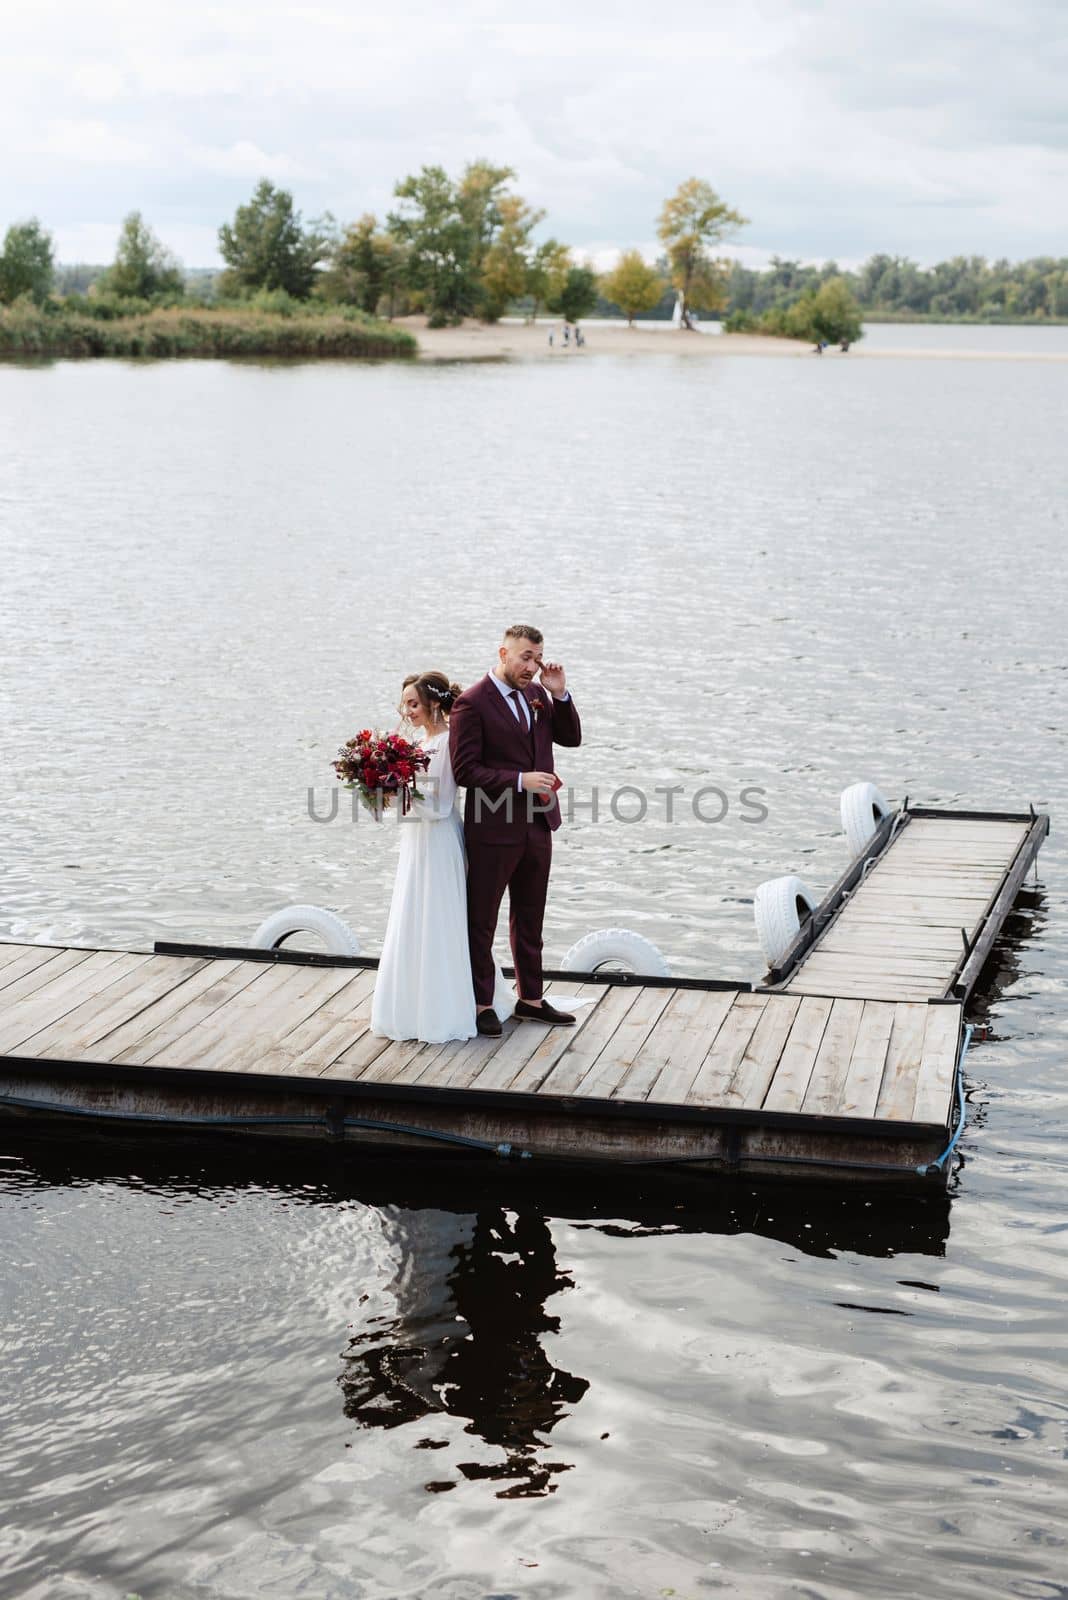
[
  {"xmin": 476, "ymin": 1009, "xmax": 503, "ymax": 1037},
  {"xmin": 513, "ymin": 998, "xmax": 576, "ymax": 1026}
]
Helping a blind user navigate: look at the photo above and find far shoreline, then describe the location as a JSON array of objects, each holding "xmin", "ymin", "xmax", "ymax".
[{"xmin": 407, "ymin": 316, "xmax": 1068, "ymax": 363}]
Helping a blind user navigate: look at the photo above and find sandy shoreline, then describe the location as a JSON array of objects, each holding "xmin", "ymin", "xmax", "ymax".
[
  {"xmin": 404, "ymin": 316, "xmax": 1068, "ymax": 363},
  {"xmin": 407, "ymin": 318, "xmax": 806, "ymax": 361}
]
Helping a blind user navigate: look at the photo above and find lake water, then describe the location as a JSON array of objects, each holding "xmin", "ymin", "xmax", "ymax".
[{"xmin": 1, "ymin": 332, "xmax": 1066, "ymax": 1598}]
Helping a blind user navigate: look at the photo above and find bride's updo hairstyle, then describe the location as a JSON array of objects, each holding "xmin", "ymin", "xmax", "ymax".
[{"xmin": 400, "ymin": 670, "xmax": 463, "ymax": 725}]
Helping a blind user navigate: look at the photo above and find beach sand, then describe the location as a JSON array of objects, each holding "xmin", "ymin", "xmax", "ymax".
[
  {"xmin": 407, "ymin": 317, "xmax": 804, "ymax": 361},
  {"xmin": 405, "ymin": 316, "xmax": 1068, "ymax": 363}
]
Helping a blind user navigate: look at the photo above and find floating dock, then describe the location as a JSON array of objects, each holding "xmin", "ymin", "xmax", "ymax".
[{"xmin": 0, "ymin": 804, "xmax": 1048, "ymax": 1184}]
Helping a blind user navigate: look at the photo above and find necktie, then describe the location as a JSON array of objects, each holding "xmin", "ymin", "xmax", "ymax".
[{"xmin": 508, "ymin": 689, "xmax": 527, "ymax": 729}]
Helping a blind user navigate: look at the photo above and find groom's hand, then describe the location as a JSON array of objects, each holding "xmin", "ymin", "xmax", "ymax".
[
  {"xmin": 522, "ymin": 771, "xmax": 557, "ymax": 795},
  {"xmin": 539, "ymin": 661, "xmax": 566, "ymax": 696}
]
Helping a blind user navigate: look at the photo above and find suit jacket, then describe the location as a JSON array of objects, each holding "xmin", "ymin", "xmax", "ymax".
[{"xmin": 449, "ymin": 673, "xmax": 582, "ymax": 841}]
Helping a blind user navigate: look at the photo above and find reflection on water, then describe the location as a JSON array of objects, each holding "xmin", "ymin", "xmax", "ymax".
[{"xmin": 341, "ymin": 1205, "xmax": 588, "ymax": 1497}]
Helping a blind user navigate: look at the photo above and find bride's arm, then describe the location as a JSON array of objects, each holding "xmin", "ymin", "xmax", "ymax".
[{"xmin": 406, "ymin": 737, "xmax": 456, "ymax": 822}]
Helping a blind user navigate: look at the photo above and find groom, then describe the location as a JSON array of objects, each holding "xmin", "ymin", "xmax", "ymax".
[{"xmin": 449, "ymin": 624, "xmax": 582, "ymax": 1037}]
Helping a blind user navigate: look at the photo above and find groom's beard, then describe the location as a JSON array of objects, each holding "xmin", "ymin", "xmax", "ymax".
[{"xmin": 499, "ymin": 666, "xmax": 535, "ymax": 691}]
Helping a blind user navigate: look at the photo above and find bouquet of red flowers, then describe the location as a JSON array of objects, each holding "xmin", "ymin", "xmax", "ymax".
[{"xmin": 332, "ymin": 729, "xmax": 431, "ymax": 818}]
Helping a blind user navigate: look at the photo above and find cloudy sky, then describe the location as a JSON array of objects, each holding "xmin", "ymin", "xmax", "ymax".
[{"xmin": 3, "ymin": 0, "xmax": 1065, "ymax": 269}]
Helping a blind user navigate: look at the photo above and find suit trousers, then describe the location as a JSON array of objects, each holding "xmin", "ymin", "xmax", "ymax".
[{"xmin": 466, "ymin": 821, "xmax": 552, "ymax": 1007}]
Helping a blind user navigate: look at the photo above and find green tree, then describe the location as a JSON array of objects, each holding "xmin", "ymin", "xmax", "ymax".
[
  {"xmin": 0, "ymin": 218, "xmax": 55, "ymax": 305},
  {"xmin": 98, "ymin": 211, "xmax": 184, "ymax": 301},
  {"xmin": 600, "ymin": 249, "xmax": 664, "ymax": 324},
  {"xmin": 320, "ymin": 213, "xmax": 396, "ymax": 314},
  {"xmin": 809, "ymin": 276, "xmax": 863, "ymax": 343},
  {"xmin": 457, "ymin": 160, "xmax": 516, "ymax": 285},
  {"xmin": 657, "ymin": 178, "xmax": 748, "ymax": 326},
  {"xmin": 547, "ymin": 264, "xmax": 598, "ymax": 324},
  {"xmin": 388, "ymin": 165, "xmax": 474, "ymax": 325},
  {"xmin": 478, "ymin": 194, "xmax": 545, "ymax": 320},
  {"xmin": 218, "ymin": 180, "xmax": 334, "ymax": 300},
  {"xmin": 525, "ymin": 238, "xmax": 570, "ymax": 321}
]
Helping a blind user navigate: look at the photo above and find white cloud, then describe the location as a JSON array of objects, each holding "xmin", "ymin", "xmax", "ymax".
[
  {"xmin": 187, "ymin": 140, "xmax": 313, "ymax": 181},
  {"xmin": 70, "ymin": 63, "xmax": 126, "ymax": 102},
  {"xmin": 1, "ymin": 0, "xmax": 1064, "ymax": 266},
  {"xmin": 38, "ymin": 118, "xmax": 151, "ymax": 165}
]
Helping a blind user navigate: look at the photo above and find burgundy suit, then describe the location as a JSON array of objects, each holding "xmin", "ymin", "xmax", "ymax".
[{"xmin": 449, "ymin": 674, "xmax": 582, "ymax": 1007}]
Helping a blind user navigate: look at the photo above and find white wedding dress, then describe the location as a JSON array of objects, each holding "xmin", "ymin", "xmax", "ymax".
[{"xmin": 369, "ymin": 731, "xmax": 514, "ymax": 1043}]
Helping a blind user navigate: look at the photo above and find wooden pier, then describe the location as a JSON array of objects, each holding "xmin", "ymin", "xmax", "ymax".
[{"xmin": 0, "ymin": 804, "xmax": 1048, "ymax": 1184}]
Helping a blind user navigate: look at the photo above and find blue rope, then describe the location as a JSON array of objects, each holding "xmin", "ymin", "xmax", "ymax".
[{"xmin": 919, "ymin": 1022, "xmax": 973, "ymax": 1176}]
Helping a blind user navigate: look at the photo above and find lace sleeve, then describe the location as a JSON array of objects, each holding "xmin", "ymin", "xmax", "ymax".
[{"xmin": 407, "ymin": 736, "xmax": 457, "ymax": 822}]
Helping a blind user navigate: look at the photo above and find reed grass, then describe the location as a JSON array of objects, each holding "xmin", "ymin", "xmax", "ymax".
[{"xmin": 0, "ymin": 302, "xmax": 417, "ymax": 359}]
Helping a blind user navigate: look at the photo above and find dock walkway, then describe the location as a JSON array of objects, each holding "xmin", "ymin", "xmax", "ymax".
[{"xmin": 0, "ymin": 804, "xmax": 1048, "ymax": 1183}]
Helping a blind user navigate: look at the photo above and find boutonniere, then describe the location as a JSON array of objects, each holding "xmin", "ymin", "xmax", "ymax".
[{"xmin": 529, "ymin": 696, "xmax": 545, "ymax": 723}]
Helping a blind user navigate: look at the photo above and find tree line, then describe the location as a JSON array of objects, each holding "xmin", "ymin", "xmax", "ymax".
[
  {"xmin": 0, "ymin": 170, "xmax": 750, "ymax": 330},
  {"xmin": 3, "ymin": 167, "xmax": 1064, "ymax": 347},
  {"xmin": 721, "ymin": 253, "xmax": 1068, "ymax": 326}
]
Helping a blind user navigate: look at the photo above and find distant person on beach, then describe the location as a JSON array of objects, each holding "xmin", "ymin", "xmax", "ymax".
[
  {"xmin": 575, "ymin": 327, "xmax": 584, "ymax": 348},
  {"xmin": 562, "ymin": 324, "xmax": 570, "ymax": 346},
  {"xmin": 548, "ymin": 330, "xmax": 554, "ymax": 348}
]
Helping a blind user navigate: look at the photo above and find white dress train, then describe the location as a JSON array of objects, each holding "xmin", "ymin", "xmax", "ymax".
[{"xmin": 369, "ymin": 731, "xmax": 513, "ymax": 1043}]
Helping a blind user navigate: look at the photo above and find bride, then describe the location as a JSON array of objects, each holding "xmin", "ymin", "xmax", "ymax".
[{"xmin": 370, "ymin": 670, "xmax": 513, "ymax": 1043}]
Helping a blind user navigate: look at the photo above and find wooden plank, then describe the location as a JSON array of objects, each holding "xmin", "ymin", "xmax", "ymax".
[
  {"xmin": 912, "ymin": 1005, "xmax": 963, "ymax": 1124},
  {"xmin": 874, "ymin": 1004, "xmax": 929, "ymax": 1119},
  {"xmin": 467, "ymin": 985, "xmax": 575, "ymax": 1093},
  {"xmin": 866, "ymin": 874, "xmax": 1004, "ymax": 895},
  {"xmin": 508, "ymin": 986, "xmax": 612, "ymax": 1093},
  {"xmin": 786, "ymin": 976, "xmax": 941, "ymax": 1002},
  {"xmin": 400, "ymin": 1027, "xmax": 512, "ymax": 1091},
  {"xmin": 818, "ymin": 925, "xmax": 963, "ymax": 953},
  {"xmin": 884, "ymin": 835, "xmax": 1020, "ymax": 850},
  {"xmin": 13, "ymin": 955, "xmax": 207, "ymax": 1059},
  {"xmin": 0, "ymin": 947, "xmax": 96, "ymax": 1007},
  {"xmin": 954, "ymin": 820, "xmax": 1046, "ymax": 999},
  {"xmin": 387, "ymin": 1025, "xmax": 487, "ymax": 1086},
  {"xmin": 352, "ymin": 980, "xmax": 562, "ymax": 1091},
  {"xmin": 872, "ymin": 853, "xmax": 1010, "ymax": 869},
  {"xmin": 727, "ymin": 995, "xmax": 802, "ymax": 1108},
  {"xmin": 318, "ymin": 1024, "xmax": 393, "ymax": 1079},
  {"xmin": 797, "ymin": 973, "xmax": 952, "ymax": 995},
  {"xmin": 903, "ymin": 818, "xmax": 1027, "ymax": 835},
  {"xmin": 531, "ymin": 984, "xmax": 641, "ymax": 1097},
  {"xmin": 254, "ymin": 969, "xmax": 378, "ymax": 1075},
  {"xmin": 0, "ymin": 941, "xmax": 38, "ymax": 969},
  {"xmin": 0, "ymin": 945, "xmax": 67, "ymax": 988},
  {"xmin": 879, "ymin": 837, "xmax": 1016, "ymax": 856},
  {"xmin": 797, "ymin": 950, "xmax": 955, "ymax": 978},
  {"xmin": 801, "ymin": 999, "xmax": 866, "ymax": 1115},
  {"xmin": 575, "ymin": 986, "xmax": 675, "ymax": 1100},
  {"xmin": 838, "ymin": 1000, "xmax": 897, "ymax": 1118},
  {"xmin": 623, "ymin": 988, "xmax": 738, "ymax": 1105},
  {"xmin": 139, "ymin": 962, "xmax": 309, "ymax": 1068},
  {"xmin": 686, "ymin": 994, "xmax": 770, "ymax": 1106},
  {"xmin": 0, "ymin": 951, "xmax": 144, "ymax": 1055},
  {"xmin": 356, "ymin": 1035, "xmax": 436, "ymax": 1085},
  {"xmin": 202, "ymin": 965, "xmax": 367, "ymax": 1075},
  {"xmin": 103, "ymin": 959, "xmax": 255, "ymax": 1062},
  {"xmin": 854, "ymin": 879, "xmax": 997, "ymax": 902},
  {"xmin": 827, "ymin": 903, "xmax": 990, "ymax": 928},
  {"xmin": 763, "ymin": 995, "xmax": 834, "ymax": 1111},
  {"xmin": 817, "ymin": 940, "xmax": 960, "ymax": 965},
  {"xmin": 352, "ymin": 973, "xmax": 546, "ymax": 1087}
]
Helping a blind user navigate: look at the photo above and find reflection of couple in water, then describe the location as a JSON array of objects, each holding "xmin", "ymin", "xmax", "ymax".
[{"xmin": 338, "ymin": 1205, "xmax": 588, "ymax": 1498}]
